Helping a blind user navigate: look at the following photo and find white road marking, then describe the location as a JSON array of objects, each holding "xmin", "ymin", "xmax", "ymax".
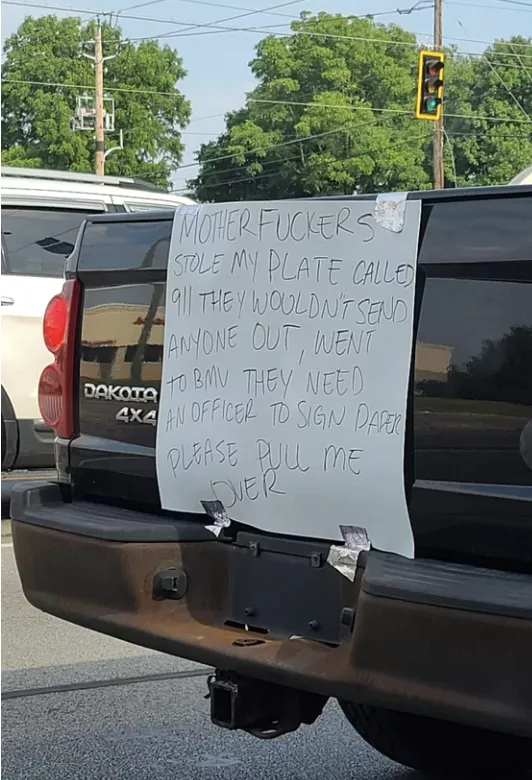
[{"xmin": 1, "ymin": 542, "xmax": 14, "ymax": 548}]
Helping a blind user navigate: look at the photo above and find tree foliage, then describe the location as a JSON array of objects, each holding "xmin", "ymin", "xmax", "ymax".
[
  {"xmin": 445, "ymin": 38, "xmax": 532, "ymax": 186},
  {"xmin": 190, "ymin": 15, "xmax": 532, "ymax": 201},
  {"xmin": 1, "ymin": 15, "xmax": 190, "ymax": 187}
]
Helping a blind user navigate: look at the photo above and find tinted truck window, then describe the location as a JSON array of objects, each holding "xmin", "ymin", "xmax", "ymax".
[
  {"xmin": 79, "ymin": 219, "xmax": 171, "ymax": 271},
  {"xmin": 418, "ymin": 196, "xmax": 531, "ymax": 267},
  {"xmin": 2, "ymin": 208, "xmax": 91, "ymax": 277}
]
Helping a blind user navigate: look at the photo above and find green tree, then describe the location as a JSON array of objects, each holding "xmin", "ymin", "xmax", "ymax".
[
  {"xmin": 445, "ymin": 37, "xmax": 532, "ymax": 186},
  {"xmin": 192, "ymin": 14, "xmax": 435, "ymax": 201},
  {"xmin": 190, "ymin": 15, "xmax": 531, "ymax": 201},
  {"xmin": 1, "ymin": 15, "xmax": 191, "ymax": 187}
]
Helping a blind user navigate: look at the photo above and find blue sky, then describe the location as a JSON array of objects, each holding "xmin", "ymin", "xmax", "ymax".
[{"xmin": 2, "ymin": 0, "xmax": 531, "ymax": 188}]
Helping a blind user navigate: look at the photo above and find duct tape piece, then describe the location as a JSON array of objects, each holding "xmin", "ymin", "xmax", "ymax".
[
  {"xmin": 179, "ymin": 205, "xmax": 200, "ymax": 216},
  {"xmin": 201, "ymin": 499, "xmax": 232, "ymax": 537},
  {"xmin": 327, "ymin": 525, "xmax": 371, "ymax": 582},
  {"xmin": 374, "ymin": 192, "xmax": 408, "ymax": 233}
]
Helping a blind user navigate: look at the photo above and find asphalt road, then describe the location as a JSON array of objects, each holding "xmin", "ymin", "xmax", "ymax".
[{"xmin": 2, "ymin": 517, "xmax": 413, "ymax": 780}]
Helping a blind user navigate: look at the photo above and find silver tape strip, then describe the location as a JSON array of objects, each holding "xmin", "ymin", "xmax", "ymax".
[{"xmin": 327, "ymin": 525, "xmax": 370, "ymax": 582}]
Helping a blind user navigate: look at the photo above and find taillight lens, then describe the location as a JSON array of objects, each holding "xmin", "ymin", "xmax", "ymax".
[
  {"xmin": 38, "ymin": 364, "xmax": 63, "ymax": 428},
  {"xmin": 43, "ymin": 295, "xmax": 67, "ymax": 353},
  {"xmin": 39, "ymin": 280, "xmax": 80, "ymax": 439}
]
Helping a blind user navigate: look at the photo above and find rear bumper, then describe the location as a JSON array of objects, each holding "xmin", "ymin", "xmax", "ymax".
[{"xmin": 11, "ymin": 482, "xmax": 532, "ymax": 738}]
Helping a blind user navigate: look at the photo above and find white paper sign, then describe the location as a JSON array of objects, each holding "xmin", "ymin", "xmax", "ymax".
[{"xmin": 156, "ymin": 199, "xmax": 422, "ymax": 557}]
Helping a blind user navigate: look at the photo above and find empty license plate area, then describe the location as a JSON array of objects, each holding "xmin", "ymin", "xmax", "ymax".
[{"xmin": 226, "ymin": 532, "xmax": 357, "ymax": 645}]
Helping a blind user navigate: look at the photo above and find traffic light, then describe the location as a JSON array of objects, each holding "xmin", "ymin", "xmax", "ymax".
[{"xmin": 415, "ymin": 50, "xmax": 444, "ymax": 121}]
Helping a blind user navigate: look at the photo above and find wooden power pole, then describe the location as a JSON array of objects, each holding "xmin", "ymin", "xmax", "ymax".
[
  {"xmin": 433, "ymin": 0, "xmax": 444, "ymax": 189},
  {"xmin": 94, "ymin": 22, "xmax": 105, "ymax": 176}
]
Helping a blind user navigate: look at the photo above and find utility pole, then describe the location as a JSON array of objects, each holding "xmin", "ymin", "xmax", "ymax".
[
  {"xmin": 94, "ymin": 21, "xmax": 105, "ymax": 176},
  {"xmin": 433, "ymin": 0, "xmax": 444, "ymax": 189},
  {"xmin": 77, "ymin": 27, "xmax": 117, "ymax": 173}
]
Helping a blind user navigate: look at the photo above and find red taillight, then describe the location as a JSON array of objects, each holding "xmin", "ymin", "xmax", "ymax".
[
  {"xmin": 39, "ymin": 279, "xmax": 81, "ymax": 439},
  {"xmin": 43, "ymin": 295, "xmax": 67, "ymax": 353}
]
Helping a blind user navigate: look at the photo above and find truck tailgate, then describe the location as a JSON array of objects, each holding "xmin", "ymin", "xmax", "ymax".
[{"xmin": 68, "ymin": 199, "xmax": 532, "ymax": 571}]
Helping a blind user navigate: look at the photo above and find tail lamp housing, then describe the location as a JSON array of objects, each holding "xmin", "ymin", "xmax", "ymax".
[{"xmin": 38, "ymin": 280, "xmax": 81, "ymax": 439}]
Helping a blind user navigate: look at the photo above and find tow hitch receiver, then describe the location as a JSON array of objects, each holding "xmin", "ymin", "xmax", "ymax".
[{"xmin": 208, "ymin": 672, "xmax": 327, "ymax": 739}]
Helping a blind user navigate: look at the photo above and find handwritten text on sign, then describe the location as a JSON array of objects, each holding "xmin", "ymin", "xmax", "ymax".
[{"xmin": 156, "ymin": 200, "xmax": 421, "ymax": 556}]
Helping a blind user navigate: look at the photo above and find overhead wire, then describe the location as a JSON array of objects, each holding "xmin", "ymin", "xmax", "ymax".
[
  {"xmin": 115, "ymin": 0, "xmax": 171, "ymax": 11},
  {"xmin": 247, "ymin": 96, "xmax": 532, "ymax": 121},
  {"xmin": 493, "ymin": 0, "xmax": 532, "ymax": 7},
  {"xmin": 170, "ymin": 127, "xmax": 532, "ymax": 185},
  {"xmin": 457, "ymin": 18, "xmax": 532, "ymax": 122},
  {"xmin": 115, "ymin": 0, "xmax": 410, "ymax": 22},
  {"xmin": 179, "ymin": 116, "xmax": 401, "ymax": 174},
  {"xmin": 126, "ymin": 23, "xmax": 532, "ymax": 58},
  {"xmin": 483, "ymin": 56, "xmax": 532, "ymax": 120},
  {"xmin": 509, "ymin": 43, "xmax": 532, "ymax": 80},
  {"xmin": 5, "ymin": 78, "xmax": 532, "ymax": 124},
  {"xmin": 172, "ymin": 131, "xmax": 431, "ymax": 192},
  {"xmin": 5, "ymin": 0, "xmax": 531, "ymax": 179},
  {"xmin": 150, "ymin": 0, "xmax": 434, "ymax": 41},
  {"xmin": 4, "ymin": 1, "xmax": 532, "ymax": 51},
  {"xmin": 153, "ymin": 0, "xmax": 309, "ymax": 42},
  {"xmin": 181, "ymin": 126, "xmax": 532, "ymax": 187},
  {"xmin": 447, "ymin": 0, "xmax": 532, "ymax": 10}
]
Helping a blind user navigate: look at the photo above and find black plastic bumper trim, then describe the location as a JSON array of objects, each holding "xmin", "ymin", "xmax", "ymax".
[
  {"xmin": 12, "ymin": 482, "xmax": 532, "ymax": 623},
  {"xmin": 10, "ymin": 482, "xmax": 215, "ymax": 542},
  {"xmin": 363, "ymin": 552, "xmax": 532, "ymax": 620}
]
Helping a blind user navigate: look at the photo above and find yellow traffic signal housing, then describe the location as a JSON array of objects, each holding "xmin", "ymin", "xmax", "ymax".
[{"xmin": 416, "ymin": 49, "xmax": 444, "ymax": 121}]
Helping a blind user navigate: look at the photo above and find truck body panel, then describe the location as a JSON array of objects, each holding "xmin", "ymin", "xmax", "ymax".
[{"xmin": 71, "ymin": 190, "xmax": 532, "ymax": 571}]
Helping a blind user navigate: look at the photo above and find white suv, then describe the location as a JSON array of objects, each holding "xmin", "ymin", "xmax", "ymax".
[{"xmin": 1, "ymin": 166, "xmax": 194, "ymax": 470}]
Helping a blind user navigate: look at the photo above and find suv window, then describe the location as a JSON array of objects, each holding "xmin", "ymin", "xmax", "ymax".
[{"xmin": 1, "ymin": 208, "xmax": 95, "ymax": 277}]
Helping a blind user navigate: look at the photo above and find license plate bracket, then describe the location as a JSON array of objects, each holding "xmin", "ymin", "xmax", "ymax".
[{"xmin": 226, "ymin": 532, "xmax": 356, "ymax": 644}]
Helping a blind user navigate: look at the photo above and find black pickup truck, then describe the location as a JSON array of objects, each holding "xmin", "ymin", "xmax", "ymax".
[{"xmin": 11, "ymin": 185, "xmax": 532, "ymax": 778}]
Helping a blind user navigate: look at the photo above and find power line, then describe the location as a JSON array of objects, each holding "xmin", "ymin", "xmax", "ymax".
[
  {"xmin": 247, "ymin": 96, "xmax": 532, "ymax": 122},
  {"xmin": 179, "ymin": 117, "xmax": 399, "ymax": 174},
  {"xmin": 2, "ymin": 78, "xmax": 190, "ymax": 96},
  {"xmin": 169, "ymin": 122, "xmax": 391, "ymax": 171},
  {"xmin": 155, "ymin": 0, "xmax": 312, "ymax": 22},
  {"xmin": 6, "ymin": 1, "xmax": 532, "ymax": 51},
  {"xmin": 121, "ymin": 0, "xmax": 408, "ymax": 23},
  {"xmin": 6, "ymin": 79, "xmax": 532, "ymax": 123},
  {"xmin": 5, "ymin": 46, "xmax": 532, "ymax": 72},
  {"xmin": 169, "ymin": 126, "xmax": 532, "ymax": 183},
  {"xmin": 493, "ymin": 0, "xmax": 532, "ymax": 7},
  {"xmin": 0, "ymin": 0, "xmax": 439, "ymax": 24},
  {"xmin": 486, "ymin": 58, "xmax": 532, "ymax": 70},
  {"xmin": 447, "ymin": 0, "xmax": 532, "ymax": 10},
  {"xmin": 186, "ymin": 150, "xmax": 306, "ymax": 180},
  {"xmin": 2, "ymin": 0, "xmax": 307, "ymax": 35},
  {"xmin": 116, "ymin": 0, "xmax": 171, "ymax": 11},
  {"xmin": 189, "ymin": 112, "xmax": 228, "ymax": 123},
  {"xmin": 127, "ymin": 21, "xmax": 532, "ymax": 57},
  {"xmin": 154, "ymin": 0, "xmax": 307, "ymax": 42},
  {"xmin": 484, "ymin": 59, "xmax": 532, "ymax": 121},
  {"xmin": 456, "ymin": 18, "xmax": 532, "ymax": 123},
  {"xmin": 447, "ymin": 130, "xmax": 532, "ymax": 138},
  {"xmin": 149, "ymin": 0, "xmax": 432, "ymax": 41},
  {"xmin": 174, "ymin": 131, "xmax": 430, "ymax": 192},
  {"xmin": 509, "ymin": 43, "xmax": 532, "ymax": 81}
]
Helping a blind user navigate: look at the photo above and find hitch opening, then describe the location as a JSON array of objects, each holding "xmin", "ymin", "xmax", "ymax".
[{"xmin": 208, "ymin": 672, "xmax": 327, "ymax": 739}]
